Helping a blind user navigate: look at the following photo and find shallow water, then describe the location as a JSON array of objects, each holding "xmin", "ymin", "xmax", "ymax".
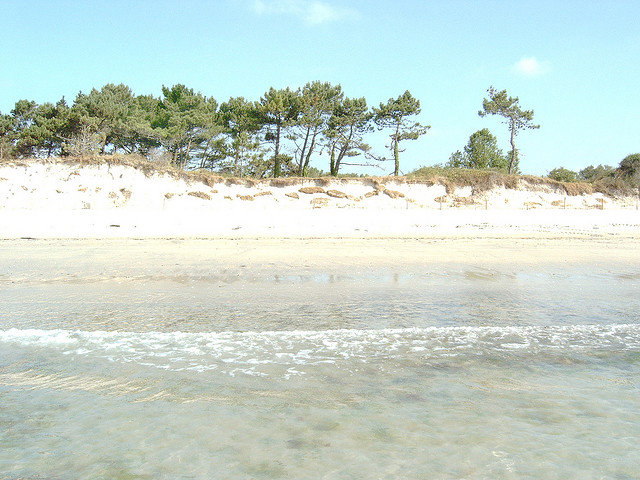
[{"xmin": 1, "ymin": 240, "xmax": 639, "ymax": 479}]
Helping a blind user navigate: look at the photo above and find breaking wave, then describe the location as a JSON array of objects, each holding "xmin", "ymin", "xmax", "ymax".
[{"xmin": 2, "ymin": 324, "xmax": 639, "ymax": 377}]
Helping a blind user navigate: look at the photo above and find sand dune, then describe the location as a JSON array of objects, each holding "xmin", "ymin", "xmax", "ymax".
[{"xmin": 1, "ymin": 159, "xmax": 639, "ymax": 239}]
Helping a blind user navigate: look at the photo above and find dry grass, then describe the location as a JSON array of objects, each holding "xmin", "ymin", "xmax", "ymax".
[
  {"xmin": 311, "ymin": 197, "xmax": 330, "ymax": 208},
  {"xmin": 299, "ymin": 186, "xmax": 326, "ymax": 194},
  {"xmin": 383, "ymin": 189, "xmax": 405, "ymax": 199},
  {"xmin": 407, "ymin": 168, "xmax": 523, "ymax": 194},
  {"xmin": 592, "ymin": 177, "xmax": 636, "ymax": 197},
  {"xmin": 187, "ymin": 191, "xmax": 211, "ymax": 200},
  {"xmin": 452, "ymin": 196, "xmax": 478, "ymax": 207},
  {"xmin": 407, "ymin": 166, "xmax": 638, "ymax": 197},
  {"xmin": 326, "ymin": 189, "xmax": 347, "ymax": 199},
  {"xmin": 119, "ymin": 188, "xmax": 132, "ymax": 200}
]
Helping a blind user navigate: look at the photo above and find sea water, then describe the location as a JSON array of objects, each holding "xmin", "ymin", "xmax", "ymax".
[{"xmin": 1, "ymin": 240, "xmax": 639, "ymax": 479}]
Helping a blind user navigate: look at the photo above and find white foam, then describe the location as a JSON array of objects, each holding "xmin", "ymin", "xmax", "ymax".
[
  {"xmin": 0, "ymin": 328, "xmax": 78, "ymax": 345},
  {"xmin": 2, "ymin": 324, "xmax": 639, "ymax": 377}
]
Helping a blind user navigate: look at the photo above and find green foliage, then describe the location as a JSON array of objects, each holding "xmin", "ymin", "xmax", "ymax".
[
  {"xmin": 373, "ymin": 90, "xmax": 429, "ymax": 176},
  {"xmin": 34, "ymin": 99, "xmax": 70, "ymax": 157},
  {"xmin": 291, "ymin": 81, "xmax": 343, "ymax": 176},
  {"xmin": 5, "ymin": 81, "xmax": 636, "ymax": 189},
  {"xmin": 446, "ymin": 150, "xmax": 464, "ymax": 168},
  {"xmin": 478, "ymin": 87, "xmax": 539, "ymax": 174},
  {"xmin": 548, "ymin": 167, "xmax": 578, "ymax": 182},
  {"xmin": 0, "ymin": 112, "xmax": 16, "ymax": 159},
  {"xmin": 152, "ymin": 84, "xmax": 220, "ymax": 170},
  {"xmin": 128, "ymin": 94, "xmax": 162, "ymax": 156},
  {"xmin": 303, "ymin": 165, "xmax": 327, "ymax": 177},
  {"xmin": 579, "ymin": 164, "xmax": 614, "ymax": 182},
  {"xmin": 616, "ymin": 153, "xmax": 640, "ymax": 183},
  {"xmin": 218, "ymin": 96, "xmax": 264, "ymax": 177},
  {"xmin": 503, "ymin": 149, "xmax": 521, "ymax": 175},
  {"xmin": 325, "ymin": 96, "xmax": 373, "ymax": 176},
  {"xmin": 257, "ymin": 87, "xmax": 301, "ymax": 177},
  {"xmin": 10, "ymin": 99, "xmax": 38, "ymax": 157},
  {"xmin": 446, "ymin": 128, "xmax": 508, "ymax": 171},
  {"xmin": 61, "ymin": 84, "xmax": 159, "ymax": 157},
  {"xmin": 67, "ymin": 84, "xmax": 137, "ymax": 154},
  {"xmin": 0, "ymin": 83, "xmax": 424, "ymax": 178},
  {"xmin": 8, "ymin": 98, "xmax": 71, "ymax": 158}
]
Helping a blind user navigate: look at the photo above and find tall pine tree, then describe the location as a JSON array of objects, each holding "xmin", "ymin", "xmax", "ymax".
[{"xmin": 373, "ymin": 91, "xmax": 429, "ymax": 176}]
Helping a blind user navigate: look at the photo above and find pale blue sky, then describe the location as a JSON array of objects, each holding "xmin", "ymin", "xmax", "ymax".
[{"xmin": 1, "ymin": 0, "xmax": 638, "ymax": 175}]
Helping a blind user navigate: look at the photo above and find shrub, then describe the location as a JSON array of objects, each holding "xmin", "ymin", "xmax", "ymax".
[
  {"xmin": 548, "ymin": 167, "xmax": 578, "ymax": 182},
  {"xmin": 616, "ymin": 153, "xmax": 640, "ymax": 183},
  {"xmin": 579, "ymin": 164, "xmax": 615, "ymax": 182}
]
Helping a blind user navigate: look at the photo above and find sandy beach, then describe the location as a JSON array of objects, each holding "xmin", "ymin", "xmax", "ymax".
[
  {"xmin": 3, "ymin": 160, "xmax": 640, "ymax": 480},
  {"xmin": 2, "ymin": 157, "xmax": 640, "ymax": 276}
]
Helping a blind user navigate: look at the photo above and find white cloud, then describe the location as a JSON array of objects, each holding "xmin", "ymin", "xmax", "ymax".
[
  {"xmin": 249, "ymin": 0, "xmax": 357, "ymax": 25},
  {"xmin": 306, "ymin": 2, "xmax": 340, "ymax": 24},
  {"xmin": 512, "ymin": 57, "xmax": 550, "ymax": 77}
]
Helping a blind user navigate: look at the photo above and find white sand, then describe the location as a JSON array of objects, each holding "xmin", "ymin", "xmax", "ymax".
[
  {"xmin": 5, "ymin": 237, "xmax": 640, "ymax": 279},
  {"xmin": 1, "ymin": 160, "xmax": 639, "ymax": 239}
]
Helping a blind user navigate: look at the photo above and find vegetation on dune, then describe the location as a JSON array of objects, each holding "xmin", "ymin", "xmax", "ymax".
[
  {"xmin": 478, "ymin": 87, "xmax": 539, "ymax": 174},
  {"xmin": 407, "ymin": 166, "xmax": 519, "ymax": 193},
  {"xmin": 373, "ymin": 91, "xmax": 429, "ymax": 176},
  {"xmin": 544, "ymin": 154, "xmax": 640, "ymax": 194},
  {"xmin": 408, "ymin": 164, "xmax": 638, "ymax": 197},
  {"xmin": 1, "ymin": 82, "xmax": 637, "ymax": 196},
  {"xmin": 0, "ymin": 82, "xmax": 425, "ymax": 178},
  {"xmin": 447, "ymin": 128, "xmax": 512, "ymax": 173}
]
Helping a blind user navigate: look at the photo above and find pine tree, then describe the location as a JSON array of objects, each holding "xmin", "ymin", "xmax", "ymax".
[
  {"xmin": 257, "ymin": 87, "xmax": 301, "ymax": 177},
  {"xmin": 373, "ymin": 91, "xmax": 429, "ymax": 176},
  {"xmin": 324, "ymin": 97, "xmax": 372, "ymax": 176},
  {"xmin": 479, "ymin": 87, "xmax": 539, "ymax": 174}
]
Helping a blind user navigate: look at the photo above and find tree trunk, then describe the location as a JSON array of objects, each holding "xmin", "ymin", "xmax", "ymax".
[
  {"xmin": 184, "ymin": 138, "xmax": 194, "ymax": 170},
  {"xmin": 298, "ymin": 127, "xmax": 311, "ymax": 175},
  {"xmin": 274, "ymin": 122, "xmax": 281, "ymax": 177},
  {"xmin": 393, "ymin": 140, "xmax": 400, "ymax": 176},
  {"xmin": 393, "ymin": 125, "xmax": 401, "ymax": 176},
  {"xmin": 234, "ymin": 148, "xmax": 241, "ymax": 177},
  {"xmin": 508, "ymin": 120, "xmax": 516, "ymax": 174},
  {"xmin": 303, "ymin": 134, "xmax": 316, "ymax": 177},
  {"xmin": 172, "ymin": 147, "xmax": 178, "ymax": 167},
  {"xmin": 330, "ymin": 145, "xmax": 337, "ymax": 176}
]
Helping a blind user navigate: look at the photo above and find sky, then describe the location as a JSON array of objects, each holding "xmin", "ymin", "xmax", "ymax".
[{"xmin": 1, "ymin": 0, "xmax": 638, "ymax": 176}]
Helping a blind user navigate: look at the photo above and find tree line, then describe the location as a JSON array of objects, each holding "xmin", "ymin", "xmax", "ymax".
[
  {"xmin": 547, "ymin": 154, "xmax": 640, "ymax": 186},
  {"xmin": 5, "ymin": 82, "xmax": 635, "ymax": 184},
  {"xmin": 0, "ymin": 82, "xmax": 431, "ymax": 177}
]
